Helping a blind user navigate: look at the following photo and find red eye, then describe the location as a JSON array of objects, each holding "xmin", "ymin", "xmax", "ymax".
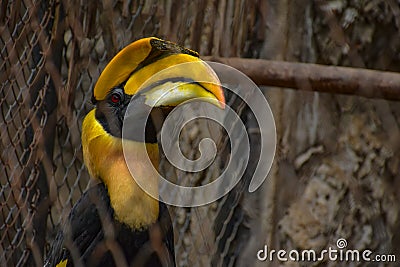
[{"xmin": 111, "ymin": 93, "xmax": 121, "ymax": 104}]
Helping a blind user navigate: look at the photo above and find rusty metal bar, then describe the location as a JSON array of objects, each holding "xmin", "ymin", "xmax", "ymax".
[{"xmin": 204, "ymin": 57, "xmax": 400, "ymax": 101}]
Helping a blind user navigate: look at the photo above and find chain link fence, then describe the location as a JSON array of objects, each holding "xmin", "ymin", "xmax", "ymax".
[
  {"xmin": 2, "ymin": 0, "xmax": 400, "ymax": 267},
  {"xmin": 1, "ymin": 1, "xmax": 260, "ymax": 266}
]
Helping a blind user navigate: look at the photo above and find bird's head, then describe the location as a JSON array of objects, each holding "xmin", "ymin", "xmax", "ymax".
[{"xmin": 81, "ymin": 37, "xmax": 225, "ymax": 182}]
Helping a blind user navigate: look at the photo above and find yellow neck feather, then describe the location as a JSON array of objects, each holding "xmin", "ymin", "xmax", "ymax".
[{"xmin": 81, "ymin": 109, "xmax": 159, "ymax": 229}]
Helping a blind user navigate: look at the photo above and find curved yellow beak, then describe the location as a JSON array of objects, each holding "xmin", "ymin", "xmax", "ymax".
[{"xmin": 136, "ymin": 60, "xmax": 225, "ymax": 109}]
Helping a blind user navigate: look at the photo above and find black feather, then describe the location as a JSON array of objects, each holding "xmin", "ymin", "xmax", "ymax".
[{"xmin": 45, "ymin": 183, "xmax": 175, "ymax": 267}]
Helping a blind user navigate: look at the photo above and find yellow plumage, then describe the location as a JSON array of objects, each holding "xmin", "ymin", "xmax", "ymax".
[
  {"xmin": 81, "ymin": 109, "xmax": 160, "ymax": 229},
  {"xmin": 55, "ymin": 259, "xmax": 67, "ymax": 267}
]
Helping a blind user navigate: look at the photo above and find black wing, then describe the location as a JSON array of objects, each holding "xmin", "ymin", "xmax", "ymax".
[
  {"xmin": 45, "ymin": 184, "xmax": 176, "ymax": 267},
  {"xmin": 158, "ymin": 201, "xmax": 176, "ymax": 266},
  {"xmin": 44, "ymin": 184, "xmax": 111, "ymax": 267}
]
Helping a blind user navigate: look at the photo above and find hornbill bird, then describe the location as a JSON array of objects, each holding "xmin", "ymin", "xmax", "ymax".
[{"xmin": 45, "ymin": 37, "xmax": 225, "ymax": 267}]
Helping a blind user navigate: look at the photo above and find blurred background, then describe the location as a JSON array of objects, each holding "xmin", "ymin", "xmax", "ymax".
[{"xmin": 1, "ymin": 0, "xmax": 400, "ymax": 266}]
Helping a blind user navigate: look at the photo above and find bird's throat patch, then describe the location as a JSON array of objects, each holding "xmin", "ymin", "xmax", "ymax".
[{"xmin": 82, "ymin": 110, "xmax": 160, "ymax": 229}]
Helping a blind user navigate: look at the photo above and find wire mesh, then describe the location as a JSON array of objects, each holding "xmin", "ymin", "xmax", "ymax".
[
  {"xmin": 1, "ymin": 0, "xmax": 400, "ymax": 267},
  {"xmin": 1, "ymin": 1, "xmax": 257, "ymax": 266}
]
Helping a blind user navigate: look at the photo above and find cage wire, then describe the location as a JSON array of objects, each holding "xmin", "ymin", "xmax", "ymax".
[
  {"xmin": 2, "ymin": 0, "xmax": 400, "ymax": 267},
  {"xmin": 1, "ymin": 1, "xmax": 259, "ymax": 266}
]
